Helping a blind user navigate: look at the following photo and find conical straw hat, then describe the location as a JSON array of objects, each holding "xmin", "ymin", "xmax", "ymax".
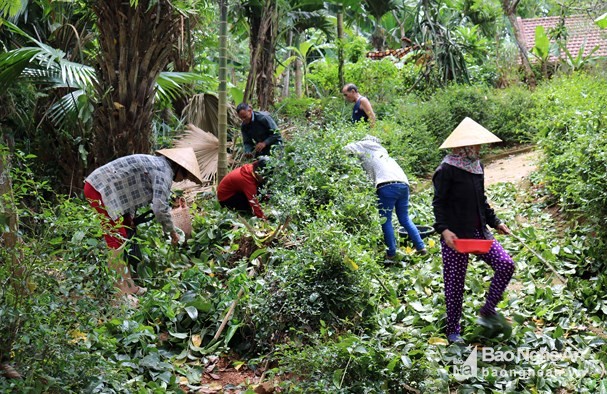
[
  {"xmin": 439, "ymin": 117, "xmax": 502, "ymax": 149},
  {"xmin": 156, "ymin": 147, "xmax": 203, "ymax": 184}
]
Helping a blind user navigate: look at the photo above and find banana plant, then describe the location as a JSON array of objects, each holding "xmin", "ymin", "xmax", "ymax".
[
  {"xmin": 275, "ymin": 30, "xmax": 334, "ymax": 96},
  {"xmin": 530, "ymin": 25, "xmax": 559, "ymax": 77},
  {"xmin": 595, "ymin": 12, "xmax": 607, "ymax": 29}
]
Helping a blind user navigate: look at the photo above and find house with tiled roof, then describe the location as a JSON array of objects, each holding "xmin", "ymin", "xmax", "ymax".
[
  {"xmin": 366, "ymin": 37, "xmax": 419, "ymax": 60},
  {"xmin": 516, "ymin": 15, "xmax": 607, "ymax": 61}
]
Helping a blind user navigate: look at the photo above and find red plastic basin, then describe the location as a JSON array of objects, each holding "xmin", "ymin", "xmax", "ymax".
[{"xmin": 453, "ymin": 239, "xmax": 494, "ymax": 254}]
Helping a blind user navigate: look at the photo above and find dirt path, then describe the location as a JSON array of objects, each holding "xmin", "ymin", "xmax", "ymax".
[{"xmin": 484, "ymin": 148, "xmax": 540, "ymax": 185}]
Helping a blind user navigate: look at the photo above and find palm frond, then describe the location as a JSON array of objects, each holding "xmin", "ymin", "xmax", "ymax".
[
  {"xmin": 0, "ymin": 21, "xmax": 97, "ymax": 89},
  {"xmin": 174, "ymin": 124, "xmax": 225, "ymax": 182},
  {"xmin": 0, "ymin": 47, "xmax": 40, "ymax": 87},
  {"xmin": 0, "ymin": 0, "xmax": 27, "ymax": 19},
  {"xmin": 47, "ymin": 90, "xmax": 88, "ymax": 128},
  {"xmin": 156, "ymin": 71, "xmax": 214, "ymax": 105}
]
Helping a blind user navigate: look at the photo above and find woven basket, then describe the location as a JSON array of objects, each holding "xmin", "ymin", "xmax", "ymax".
[{"xmin": 171, "ymin": 197, "xmax": 193, "ymax": 239}]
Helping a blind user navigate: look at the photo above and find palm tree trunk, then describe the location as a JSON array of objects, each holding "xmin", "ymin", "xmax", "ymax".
[
  {"xmin": 256, "ymin": 0, "xmax": 277, "ymax": 110},
  {"xmin": 295, "ymin": 58, "xmax": 303, "ymax": 98},
  {"xmin": 0, "ymin": 134, "xmax": 17, "ymax": 249},
  {"xmin": 244, "ymin": 0, "xmax": 277, "ymax": 109},
  {"xmin": 92, "ymin": 0, "xmax": 179, "ymax": 166},
  {"xmin": 217, "ymin": 0, "xmax": 228, "ymax": 181},
  {"xmin": 281, "ymin": 30, "xmax": 293, "ymax": 99},
  {"xmin": 337, "ymin": 10, "xmax": 345, "ymax": 88}
]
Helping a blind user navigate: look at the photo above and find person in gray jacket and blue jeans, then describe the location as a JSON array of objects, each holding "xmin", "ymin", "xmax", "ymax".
[{"xmin": 345, "ymin": 135, "xmax": 427, "ymax": 261}]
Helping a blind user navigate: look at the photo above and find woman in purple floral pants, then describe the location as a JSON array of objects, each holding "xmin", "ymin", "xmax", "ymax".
[{"xmin": 432, "ymin": 118, "xmax": 515, "ymax": 344}]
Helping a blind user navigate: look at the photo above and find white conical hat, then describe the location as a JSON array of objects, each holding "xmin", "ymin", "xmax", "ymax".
[
  {"xmin": 156, "ymin": 147, "xmax": 203, "ymax": 184},
  {"xmin": 439, "ymin": 117, "xmax": 502, "ymax": 149}
]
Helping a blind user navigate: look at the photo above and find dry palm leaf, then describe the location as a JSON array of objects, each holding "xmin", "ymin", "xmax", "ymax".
[
  {"xmin": 174, "ymin": 124, "xmax": 224, "ymax": 182},
  {"xmin": 182, "ymin": 93, "xmax": 239, "ymax": 137}
]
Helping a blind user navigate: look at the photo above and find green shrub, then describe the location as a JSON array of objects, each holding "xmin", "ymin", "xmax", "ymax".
[
  {"xmin": 373, "ymin": 119, "xmax": 442, "ymax": 177},
  {"xmin": 486, "ymin": 85, "xmax": 536, "ymax": 142},
  {"xmin": 246, "ymin": 224, "xmax": 376, "ymax": 351},
  {"xmin": 344, "ymin": 35, "xmax": 370, "ymax": 63},
  {"xmin": 274, "ymin": 97, "xmax": 321, "ymax": 121},
  {"xmin": 531, "ymin": 73, "xmax": 607, "ymax": 270}
]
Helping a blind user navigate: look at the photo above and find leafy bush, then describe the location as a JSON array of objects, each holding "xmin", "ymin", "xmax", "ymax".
[
  {"xmin": 343, "ymin": 35, "xmax": 370, "ymax": 63},
  {"xmin": 531, "ymin": 73, "xmax": 607, "ymax": 269},
  {"xmin": 374, "ymin": 118, "xmax": 442, "ymax": 177},
  {"xmin": 274, "ymin": 96, "xmax": 321, "ymax": 121}
]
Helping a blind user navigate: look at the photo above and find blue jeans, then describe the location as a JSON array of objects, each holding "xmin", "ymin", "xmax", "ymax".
[{"xmin": 377, "ymin": 183, "xmax": 425, "ymax": 256}]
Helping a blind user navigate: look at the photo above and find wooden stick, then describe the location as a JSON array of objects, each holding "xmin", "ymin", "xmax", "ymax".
[
  {"xmin": 213, "ymin": 287, "xmax": 246, "ymax": 341},
  {"xmin": 511, "ymin": 233, "xmax": 567, "ymax": 284}
]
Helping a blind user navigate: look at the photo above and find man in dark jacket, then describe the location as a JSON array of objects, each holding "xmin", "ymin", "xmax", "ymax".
[{"xmin": 236, "ymin": 103, "xmax": 282, "ymax": 157}]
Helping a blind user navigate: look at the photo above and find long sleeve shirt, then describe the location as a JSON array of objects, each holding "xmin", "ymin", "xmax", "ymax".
[
  {"xmin": 241, "ymin": 111, "xmax": 282, "ymax": 155},
  {"xmin": 344, "ymin": 139, "xmax": 409, "ymax": 187},
  {"xmin": 216, "ymin": 164, "xmax": 265, "ymax": 219},
  {"xmin": 85, "ymin": 154, "xmax": 175, "ymax": 232},
  {"xmin": 432, "ymin": 162, "xmax": 501, "ymax": 239}
]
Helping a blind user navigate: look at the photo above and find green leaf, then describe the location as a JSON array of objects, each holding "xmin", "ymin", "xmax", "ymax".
[
  {"xmin": 353, "ymin": 345, "xmax": 367, "ymax": 354},
  {"xmin": 332, "ymin": 368, "xmax": 344, "ymax": 388},
  {"xmin": 595, "ymin": 13, "xmax": 607, "ymax": 29},
  {"xmin": 250, "ymin": 248, "xmax": 267, "ymax": 261},
  {"xmin": 410, "ymin": 301, "xmax": 427, "ymax": 312},
  {"xmin": 386, "ymin": 355, "xmax": 399, "ymax": 372},
  {"xmin": 532, "ymin": 26, "xmax": 550, "ymax": 60},
  {"xmin": 169, "ymin": 331, "xmax": 188, "ymax": 339},
  {"xmin": 186, "ymin": 297, "xmax": 212, "ymax": 313},
  {"xmin": 185, "ymin": 306, "xmax": 198, "ymax": 320},
  {"xmin": 401, "ymin": 355, "xmax": 412, "ymax": 368}
]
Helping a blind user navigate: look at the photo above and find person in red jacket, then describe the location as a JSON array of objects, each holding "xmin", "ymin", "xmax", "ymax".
[{"xmin": 217, "ymin": 159, "xmax": 267, "ymax": 219}]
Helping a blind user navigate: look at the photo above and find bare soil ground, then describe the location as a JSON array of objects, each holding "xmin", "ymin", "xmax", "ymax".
[{"xmin": 483, "ymin": 149, "xmax": 540, "ymax": 185}]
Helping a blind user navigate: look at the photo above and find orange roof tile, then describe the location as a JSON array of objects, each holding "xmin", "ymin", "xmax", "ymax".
[
  {"xmin": 366, "ymin": 45, "xmax": 419, "ymax": 60},
  {"xmin": 516, "ymin": 15, "xmax": 607, "ymax": 61}
]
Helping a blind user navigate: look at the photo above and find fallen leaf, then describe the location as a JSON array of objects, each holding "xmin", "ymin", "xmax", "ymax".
[
  {"xmin": 428, "ymin": 337, "xmax": 449, "ymax": 346},
  {"xmin": 233, "ymin": 360, "xmax": 245, "ymax": 370},
  {"xmin": 68, "ymin": 329, "xmax": 88, "ymax": 344},
  {"xmin": 191, "ymin": 334, "xmax": 202, "ymax": 347},
  {"xmin": 254, "ymin": 381, "xmax": 275, "ymax": 393},
  {"xmin": 198, "ymin": 383, "xmax": 222, "ymax": 393},
  {"xmin": 208, "ymin": 372, "xmax": 221, "ymax": 380}
]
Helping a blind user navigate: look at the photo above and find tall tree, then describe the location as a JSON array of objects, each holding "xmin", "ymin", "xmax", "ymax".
[
  {"xmin": 218, "ymin": 0, "xmax": 228, "ymax": 181},
  {"xmin": 277, "ymin": 1, "xmax": 334, "ymax": 98},
  {"xmin": 337, "ymin": 10, "xmax": 345, "ymax": 88},
  {"xmin": 501, "ymin": 0, "xmax": 537, "ymax": 88},
  {"xmin": 91, "ymin": 0, "xmax": 185, "ymax": 166},
  {"xmin": 363, "ymin": 0, "xmax": 399, "ymax": 51},
  {"xmin": 242, "ymin": 0, "xmax": 278, "ymax": 110}
]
